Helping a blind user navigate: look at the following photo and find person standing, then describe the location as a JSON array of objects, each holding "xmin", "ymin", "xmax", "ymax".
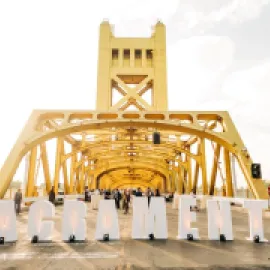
[
  {"xmin": 123, "ymin": 189, "xmax": 131, "ymax": 214},
  {"xmin": 49, "ymin": 186, "xmax": 56, "ymax": 204},
  {"xmin": 114, "ymin": 189, "xmax": 121, "ymax": 209},
  {"xmin": 85, "ymin": 187, "xmax": 89, "ymax": 202},
  {"xmin": 146, "ymin": 187, "xmax": 152, "ymax": 206},
  {"xmin": 104, "ymin": 189, "xmax": 110, "ymax": 200},
  {"xmin": 135, "ymin": 187, "xmax": 142, "ymax": 197},
  {"xmin": 155, "ymin": 188, "xmax": 161, "ymax": 197},
  {"xmin": 14, "ymin": 188, "xmax": 22, "ymax": 215}
]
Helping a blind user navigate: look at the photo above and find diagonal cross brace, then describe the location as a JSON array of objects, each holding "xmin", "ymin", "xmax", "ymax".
[{"xmin": 111, "ymin": 75, "xmax": 153, "ymax": 111}]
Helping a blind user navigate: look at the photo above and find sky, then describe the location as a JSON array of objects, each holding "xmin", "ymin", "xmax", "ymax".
[{"xmin": 0, "ymin": 0, "xmax": 270, "ymax": 188}]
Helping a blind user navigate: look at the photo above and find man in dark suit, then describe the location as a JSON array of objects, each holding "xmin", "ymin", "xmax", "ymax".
[
  {"xmin": 114, "ymin": 189, "xmax": 122, "ymax": 209},
  {"xmin": 104, "ymin": 189, "xmax": 111, "ymax": 200},
  {"xmin": 146, "ymin": 187, "xmax": 152, "ymax": 206},
  {"xmin": 135, "ymin": 187, "xmax": 143, "ymax": 197},
  {"xmin": 49, "ymin": 186, "xmax": 56, "ymax": 204},
  {"xmin": 85, "ymin": 187, "xmax": 90, "ymax": 202}
]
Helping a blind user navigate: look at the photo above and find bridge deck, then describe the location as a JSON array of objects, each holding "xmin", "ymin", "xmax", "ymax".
[{"xmin": 1, "ymin": 203, "xmax": 270, "ymax": 270}]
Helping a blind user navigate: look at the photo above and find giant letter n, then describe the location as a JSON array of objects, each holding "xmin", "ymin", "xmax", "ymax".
[{"xmin": 207, "ymin": 200, "xmax": 233, "ymax": 240}]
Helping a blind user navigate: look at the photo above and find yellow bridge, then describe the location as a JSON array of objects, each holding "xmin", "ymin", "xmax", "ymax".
[{"xmin": 0, "ymin": 21, "xmax": 268, "ymax": 199}]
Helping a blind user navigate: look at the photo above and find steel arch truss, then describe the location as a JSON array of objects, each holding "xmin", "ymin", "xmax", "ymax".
[{"xmin": 0, "ymin": 110, "xmax": 268, "ymax": 199}]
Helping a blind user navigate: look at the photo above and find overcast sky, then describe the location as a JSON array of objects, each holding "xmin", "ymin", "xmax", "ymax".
[{"xmin": 0, "ymin": 0, "xmax": 270, "ymax": 186}]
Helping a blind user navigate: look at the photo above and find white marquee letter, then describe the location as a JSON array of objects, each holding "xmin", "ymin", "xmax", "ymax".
[
  {"xmin": 132, "ymin": 197, "xmax": 148, "ymax": 239},
  {"xmin": 177, "ymin": 195, "xmax": 199, "ymax": 239},
  {"xmin": 0, "ymin": 200, "xmax": 17, "ymax": 242},
  {"xmin": 243, "ymin": 200, "xmax": 268, "ymax": 242},
  {"xmin": 28, "ymin": 200, "xmax": 55, "ymax": 241},
  {"xmin": 62, "ymin": 200, "xmax": 87, "ymax": 241},
  {"xmin": 207, "ymin": 200, "xmax": 233, "ymax": 240},
  {"xmin": 95, "ymin": 200, "xmax": 119, "ymax": 240},
  {"xmin": 132, "ymin": 197, "xmax": 168, "ymax": 239},
  {"xmin": 148, "ymin": 197, "xmax": 168, "ymax": 239}
]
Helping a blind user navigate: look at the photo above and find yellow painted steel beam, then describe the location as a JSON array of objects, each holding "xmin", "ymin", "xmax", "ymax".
[
  {"xmin": 75, "ymin": 155, "xmax": 169, "ymax": 171},
  {"xmin": 25, "ymin": 146, "xmax": 38, "ymax": 197},
  {"xmin": 192, "ymin": 143, "xmax": 200, "ymax": 194},
  {"xmin": 69, "ymin": 146, "xmax": 76, "ymax": 193},
  {"xmin": 62, "ymin": 140, "xmax": 200, "ymax": 163},
  {"xmin": 186, "ymin": 146, "xmax": 192, "ymax": 194},
  {"xmin": 200, "ymin": 138, "xmax": 208, "ymax": 195},
  {"xmin": 209, "ymin": 144, "xmax": 221, "ymax": 195},
  {"xmin": 87, "ymin": 171, "xmax": 93, "ymax": 189},
  {"xmin": 53, "ymin": 138, "xmax": 63, "ymax": 195},
  {"xmin": 79, "ymin": 159, "xmax": 85, "ymax": 194},
  {"xmin": 224, "ymin": 148, "xmax": 234, "ymax": 197},
  {"xmin": 40, "ymin": 142, "xmax": 52, "ymax": 194},
  {"xmin": 95, "ymin": 165, "xmax": 167, "ymax": 182},
  {"xmin": 178, "ymin": 166, "xmax": 184, "ymax": 194},
  {"xmin": 60, "ymin": 140, "xmax": 70, "ymax": 194},
  {"xmin": 170, "ymin": 170, "xmax": 175, "ymax": 192},
  {"xmin": 45, "ymin": 120, "xmax": 78, "ymax": 145},
  {"xmin": 111, "ymin": 181, "xmax": 155, "ymax": 190},
  {"xmin": 0, "ymin": 112, "xmax": 268, "ymax": 199},
  {"xmin": 94, "ymin": 161, "xmax": 169, "ymax": 178}
]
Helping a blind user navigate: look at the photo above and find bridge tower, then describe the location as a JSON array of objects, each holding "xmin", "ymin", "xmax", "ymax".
[{"xmin": 96, "ymin": 20, "xmax": 167, "ymax": 111}]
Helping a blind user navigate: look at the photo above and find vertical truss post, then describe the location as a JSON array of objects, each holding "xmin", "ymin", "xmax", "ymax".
[
  {"xmin": 192, "ymin": 143, "xmax": 200, "ymax": 194},
  {"xmin": 75, "ymin": 155, "xmax": 80, "ymax": 192},
  {"xmin": 25, "ymin": 146, "xmax": 38, "ymax": 197},
  {"xmin": 92, "ymin": 174, "xmax": 97, "ymax": 190},
  {"xmin": 209, "ymin": 144, "xmax": 221, "ymax": 195},
  {"xmin": 69, "ymin": 152, "xmax": 76, "ymax": 193},
  {"xmin": 87, "ymin": 172, "xmax": 93, "ymax": 189},
  {"xmin": 178, "ymin": 166, "xmax": 184, "ymax": 194},
  {"xmin": 40, "ymin": 142, "xmax": 51, "ymax": 194},
  {"xmin": 186, "ymin": 147, "xmax": 192, "ymax": 194},
  {"xmin": 174, "ymin": 169, "xmax": 179, "ymax": 193},
  {"xmin": 61, "ymin": 141, "xmax": 69, "ymax": 195},
  {"xmin": 23, "ymin": 152, "xmax": 30, "ymax": 195},
  {"xmin": 79, "ymin": 158, "xmax": 85, "ymax": 194},
  {"xmin": 231, "ymin": 154, "xmax": 238, "ymax": 197},
  {"xmin": 54, "ymin": 138, "xmax": 63, "ymax": 195},
  {"xmin": 224, "ymin": 148, "xmax": 234, "ymax": 197},
  {"xmin": 200, "ymin": 138, "xmax": 208, "ymax": 195},
  {"xmin": 171, "ymin": 170, "xmax": 176, "ymax": 192},
  {"xmin": 166, "ymin": 171, "xmax": 171, "ymax": 192},
  {"xmin": 76, "ymin": 167, "xmax": 80, "ymax": 193}
]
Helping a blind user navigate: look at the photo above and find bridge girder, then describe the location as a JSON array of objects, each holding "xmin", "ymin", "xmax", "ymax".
[{"xmin": 0, "ymin": 110, "xmax": 267, "ymax": 199}]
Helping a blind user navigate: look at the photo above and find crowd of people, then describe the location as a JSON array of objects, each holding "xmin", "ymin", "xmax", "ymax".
[
  {"xmin": 84, "ymin": 187, "xmax": 162, "ymax": 214},
  {"xmin": 13, "ymin": 186, "xmax": 166, "ymax": 215}
]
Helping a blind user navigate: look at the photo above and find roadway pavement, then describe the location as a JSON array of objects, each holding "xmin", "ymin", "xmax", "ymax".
[{"xmin": 0, "ymin": 201, "xmax": 270, "ymax": 270}]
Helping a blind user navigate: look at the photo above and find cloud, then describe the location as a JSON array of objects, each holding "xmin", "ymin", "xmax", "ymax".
[
  {"xmin": 222, "ymin": 61, "xmax": 270, "ymax": 102},
  {"xmin": 168, "ymin": 35, "xmax": 235, "ymax": 109},
  {"xmin": 220, "ymin": 60, "xmax": 270, "ymax": 180},
  {"xmin": 168, "ymin": 0, "xmax": 270, "ymax": 36},
  {"xmin": 223, "ymin": 0, "xmax": 270, "ymax": 24},
  {"xmin": 222, "ymin": 60, "xmax": 270, "ymax": 131},
  {"xmin": 100, "ymin": 0, "xmax": 179, "ymax": 37}
]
